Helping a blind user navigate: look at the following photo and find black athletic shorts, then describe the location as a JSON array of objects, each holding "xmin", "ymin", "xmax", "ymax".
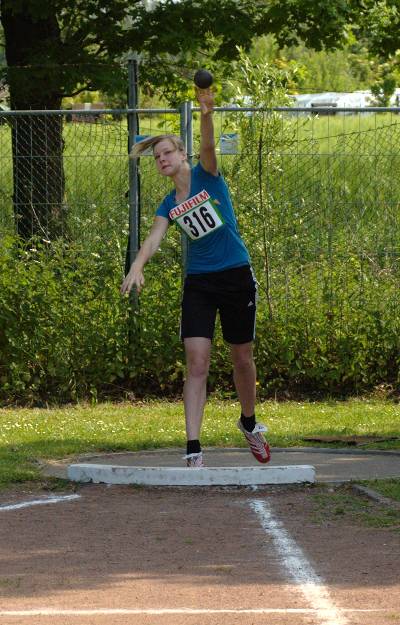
[{"xmin": 181, "ymin": 265, "xmax": 257, "ymax": 344}]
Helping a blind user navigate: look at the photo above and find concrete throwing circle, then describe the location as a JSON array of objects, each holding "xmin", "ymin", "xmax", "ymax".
[
  {"xmin": 67, "ymin": 462, "xmax": 316, "ymax": 486},
  {"xmin": 40, "ymin": 447, "xmax": 400, "ymax": 486}
]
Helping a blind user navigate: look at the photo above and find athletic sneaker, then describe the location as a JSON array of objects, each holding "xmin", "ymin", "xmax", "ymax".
[
  {"xmin": 237, "ymin": 419, "xmax": 271, "ymax": 464},
  {"xmin": 183, "ymin": 452, "xmax": 205, "ymax": 468}
]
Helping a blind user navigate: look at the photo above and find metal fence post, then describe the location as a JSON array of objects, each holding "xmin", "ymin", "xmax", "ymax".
[
  {"xmin": 179, "ymin": 100, "xmax": 193, "ymax": 277},
  {"xmin": 185, "ymin": 100, "xmax": 194, "ymax": 167},
  {"xmin": 126, "ymin": 56, "xmax": 141, "ymax": 366},
  {"xmin": 127, "ymin": 56, "xmax": 140, "ymax": 273}
]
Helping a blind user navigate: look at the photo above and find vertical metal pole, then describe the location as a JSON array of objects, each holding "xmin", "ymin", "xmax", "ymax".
[
  {"xmin": 186, "ymin": 99, "xmax": 193, "ymax": 167},
  {"xmin": 127, "ymin": 56, "xmax": 140, "ymax": 271},
  {"xmin": 179, "ymin": 100, "xmax": 193, "ymax": 277},
  {"xmin": 179, "ymin": 101, "xmax": 188, "ymax": 148}
]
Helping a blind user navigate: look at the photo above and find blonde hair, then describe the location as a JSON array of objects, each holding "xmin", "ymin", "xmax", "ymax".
[{"xmin": 130, "ymin": 134, "xmax": 186, "ymax": 159}]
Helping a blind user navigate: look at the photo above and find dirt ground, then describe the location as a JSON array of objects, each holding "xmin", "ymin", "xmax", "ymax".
[{"xmin": 0, "ymin": 483, "xmax": 399, "ymax": 625}]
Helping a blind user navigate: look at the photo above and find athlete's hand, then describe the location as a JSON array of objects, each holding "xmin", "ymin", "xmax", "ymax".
[
  {"xmin": 120, "ymin": 265, "xmax": 145, "ymax": 295},
  {"xmin": 196, "ymin": 87, "xmax": 214, "ymax": 115}
]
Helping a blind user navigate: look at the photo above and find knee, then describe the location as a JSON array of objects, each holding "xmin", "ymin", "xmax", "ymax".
[
  {"xmin": 187, "ymin": 355, "xmax": 210, "ymax": 379},
  {"xmin": 232, "ymin": 350, "xmax": 255, "ymax": 373}
]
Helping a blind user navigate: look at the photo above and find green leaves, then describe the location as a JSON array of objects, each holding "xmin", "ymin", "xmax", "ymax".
[
  {"xmin": 0, "ymin": 238, "xmax": 130, "ymax": 402},
  {"xmin": 2, "ymin": 0, "xmax": 380, "ymax": 109}
]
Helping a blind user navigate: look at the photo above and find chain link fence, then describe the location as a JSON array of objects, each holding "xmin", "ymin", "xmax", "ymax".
[
  {"xmin": 214, "ymin": 107, "xmax": 400, "ymax": 305},
  {"xmin": 132, "ymin": 105, "xmax": 400, "ymax": 329},
  {"xmin": 2, "ymin": 106, "xmax": 399, "ymax": 257},
  {"xmin": 1, "ymin": 105, "xmax": 400, "ymax": 398},
  {"xmin": 0, "ymin": 110, "xmax": 129, "ymax": 247}
]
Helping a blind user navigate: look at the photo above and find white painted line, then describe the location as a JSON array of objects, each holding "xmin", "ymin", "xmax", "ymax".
[
  {"xmin": 250, "ymin": 498, "xmax": 348, "ymax": 625},
  {"xmin": 0, "ymin": 494, "xmax": 81, "ymax": 512},
  {"xmin": 0, "ymin": 608, "xmax": 388, "ymax": 617}
]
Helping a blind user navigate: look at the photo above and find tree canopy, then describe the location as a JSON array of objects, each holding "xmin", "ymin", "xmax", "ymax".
[
  {"xmin": 1, "ymin": 0, "xmax": 400, "ymax": 108},
  {"xmin": 0, "ymin": 0, "xmax": 359, "ymax": 109},
  {"xmin": 353, "ymin": 0, "xmax": 400, "ymax": 58}
]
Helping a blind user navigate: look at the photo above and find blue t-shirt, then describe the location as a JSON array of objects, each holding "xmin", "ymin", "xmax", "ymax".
[{"xmin": 156, "ymin": 162, "xmax": 250, "ymax": 274}]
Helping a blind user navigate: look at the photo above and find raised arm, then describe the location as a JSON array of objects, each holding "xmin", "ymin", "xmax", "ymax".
[
  {"xmin": 120, "ymin": 216, "xmax": 169, "ymax": 295},
  {"xmin": 196, "ymin": 88, "xmax": 218, "ymax": 176}
]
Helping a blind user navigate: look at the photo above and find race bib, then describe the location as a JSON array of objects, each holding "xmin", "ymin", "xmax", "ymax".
[{"xmin": 169, "ymin": 190, "xmax": 224, "ymax": 241}]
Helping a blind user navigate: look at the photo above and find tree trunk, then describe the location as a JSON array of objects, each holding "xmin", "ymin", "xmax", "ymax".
[
  {"xmin": 1, "ymin": 1, "xmax": 66, "ymax": 240},
  {"xmin": 10, "ymin": 111, "xmax": 66, "ymax": 240}
]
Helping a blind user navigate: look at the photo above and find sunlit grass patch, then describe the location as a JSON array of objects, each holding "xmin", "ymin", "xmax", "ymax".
[
  {"xmin": 312, "ymin": 485, "xmax": 400, "ymax": 530},
  {"xmin": 0, "ymin": 397, "xmax": 399, "ymax": 489},
  {"xmin": 362, "ymin": 479, "xmax": 400, "ymax": 503}
]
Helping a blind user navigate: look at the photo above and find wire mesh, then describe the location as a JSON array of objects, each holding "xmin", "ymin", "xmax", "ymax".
[
  {"xmin": 2, "ymin": 106, "xmax": 400, "ymax": 274},
  {"xmin": 212, "ymin": 108, "xmax": 400, "ymax": 383},
  {"xmin": 2, "ymin": 107, "xmax": 400, "ymax": 296},
  {"xmin": 1, "ymin": 106, "xmax": 400, "ymax": 397},
  {"xmin": 0, "ymin": 111, "xmax": 129, "ymax": 248}
]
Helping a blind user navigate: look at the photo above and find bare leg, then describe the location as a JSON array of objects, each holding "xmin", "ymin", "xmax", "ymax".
[
  {"xmin": 183, "ymin": 337, "xmax": 212, "ymax": 440},
  {"xmin": 230, "ymin": 342, "xmax": 256, "ymax": 417}
]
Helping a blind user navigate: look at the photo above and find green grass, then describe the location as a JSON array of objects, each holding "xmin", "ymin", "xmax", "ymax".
[
  {"xmin": 362, "ymin": 479, "xmax": 400, "ymax": 502},
  {"xmin": 0, "ymin": 397, "xmax": 399, "ymax": 490},
  {"xmin": 312, "ymin": 485, "xmax": 400, "ymax": 530}
]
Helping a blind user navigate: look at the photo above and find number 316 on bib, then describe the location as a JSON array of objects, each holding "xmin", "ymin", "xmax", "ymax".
[{"xmin": 169, "ymin": 191, "xmax": 225, "ymax": 241}]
